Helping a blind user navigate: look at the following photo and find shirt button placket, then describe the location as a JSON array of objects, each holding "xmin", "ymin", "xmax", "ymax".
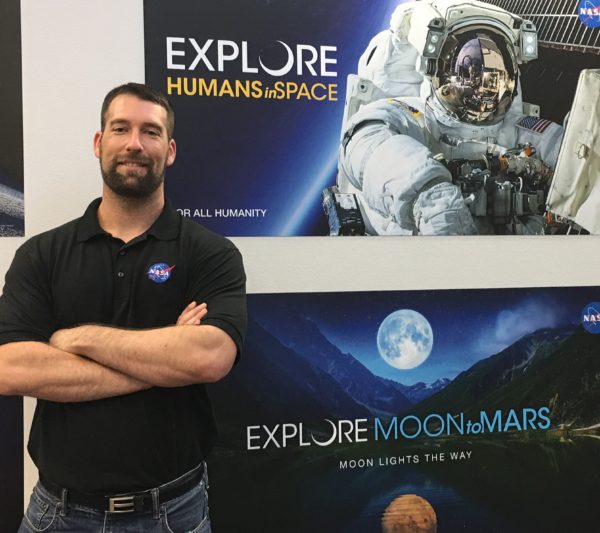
[{"xmin": 114, "ymin": 247, "xmax": 132, "ymax": 314}]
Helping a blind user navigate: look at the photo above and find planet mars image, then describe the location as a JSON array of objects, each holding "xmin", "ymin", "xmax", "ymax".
[{"xmin": 381, "ymin": 494, "xmax": 438, "ymax": 533}]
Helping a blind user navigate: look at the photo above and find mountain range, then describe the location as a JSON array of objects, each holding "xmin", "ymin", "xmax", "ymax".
[
  {"xmin": 209, "ymin": 310, "xmax": 447, "ymax": 437},
  {"xmin": 413, "ymin": 325, "xmax": 600, "ymax": 426},
  {"xmin": 210, "ymin": 303, "xmax": 600, "ymax": 443}
]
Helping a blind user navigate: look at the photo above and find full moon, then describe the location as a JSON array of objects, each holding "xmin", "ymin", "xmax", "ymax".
[{"xmin": 377, "ymin": 310, "xmax": 433, "ymax": 370}]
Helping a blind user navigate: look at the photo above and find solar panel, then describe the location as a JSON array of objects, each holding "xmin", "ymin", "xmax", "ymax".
[{"xmin": 482, "ymin": 0, "xmax": 600, "ymax": 54}]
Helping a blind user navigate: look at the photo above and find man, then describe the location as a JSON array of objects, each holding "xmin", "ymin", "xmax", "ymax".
[{"xmin": 0, "ymin": 83, "xmax": 246, "ymax": 532}]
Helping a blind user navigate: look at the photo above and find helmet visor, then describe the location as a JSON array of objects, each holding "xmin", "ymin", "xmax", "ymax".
[{"xmin": 435, "ymin": 30, "xmax": 517, "ymax": 124}]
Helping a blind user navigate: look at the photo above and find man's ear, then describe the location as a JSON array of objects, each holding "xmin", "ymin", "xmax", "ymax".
[
  {"xmin": 93, "ymin": 131, "xmax": 102, "ymax": 159},
  {"xmin": 166, "ymin": 138, "xmax": 177, "ymax": 167}
]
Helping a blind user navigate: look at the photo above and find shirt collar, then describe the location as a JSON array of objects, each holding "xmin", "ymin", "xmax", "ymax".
[{"xmin": 76, "ymin": 197, "xmax": 180, "ymax": 242}]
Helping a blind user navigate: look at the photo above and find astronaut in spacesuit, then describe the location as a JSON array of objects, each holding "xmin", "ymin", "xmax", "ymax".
[{"xmin": 326, "ymin": 0, "xmax": 565, "ymax": 235}]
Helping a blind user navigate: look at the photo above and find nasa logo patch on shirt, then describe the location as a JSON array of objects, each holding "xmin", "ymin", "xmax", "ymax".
[
  {"xmin": 516, "ymin": 116, "xmax": 553, "ymax": 134},
  {"xmin": 147, "ymin": 262, "xmax": 176, "ymax": 284}
]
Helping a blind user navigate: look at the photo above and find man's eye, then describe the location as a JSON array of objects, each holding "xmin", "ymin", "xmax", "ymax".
[
  {"xmin": 146, "ymin": 130, "xmax": 160, "ymax": 137},
  {"xmin": 112, "ymin": 127, "xmax": 126, "ymax": 133}
]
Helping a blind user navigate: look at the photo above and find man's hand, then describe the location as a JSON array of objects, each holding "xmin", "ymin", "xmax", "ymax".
[
  {"xmin": 49, "ymin": 326, "xmax": 81, "ymax": 354},
  {"xmin": 176, "ymin": 301, "xmax": 208, "ymax": 325}
]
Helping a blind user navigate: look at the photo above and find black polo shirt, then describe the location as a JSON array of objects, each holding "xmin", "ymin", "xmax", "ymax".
[{"xmin": 0, "ymin": 198, "xmax": 246, "ymax": 493}]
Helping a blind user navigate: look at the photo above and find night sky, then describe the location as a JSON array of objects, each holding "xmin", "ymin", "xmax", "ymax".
[{"xmin": 250, "ymin": 286, "xmax": 599, "ymax": 385}]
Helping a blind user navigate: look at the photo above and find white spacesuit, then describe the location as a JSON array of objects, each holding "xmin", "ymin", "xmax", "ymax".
[{"xmin": 325, "ymin": 0, "xmax": 565, "ymax": 235}]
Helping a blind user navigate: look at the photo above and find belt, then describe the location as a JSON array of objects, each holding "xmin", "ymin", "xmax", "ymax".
[{"xmin": 39, "ymin": 463, "xmax": 204, "ymax": 514}]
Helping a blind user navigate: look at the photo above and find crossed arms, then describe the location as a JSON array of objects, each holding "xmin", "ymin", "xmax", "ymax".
[{"xmin": 0, "ymin": 302, "xmax": 237, "ymax": 403}]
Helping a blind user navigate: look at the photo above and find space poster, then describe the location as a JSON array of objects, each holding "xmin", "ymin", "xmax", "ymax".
[
  {"xmin": 143, "ymin": 0, "xmax": 599, "ymax": 236},
  {"xmin": 0, "ymin": 0, "xmax": 24, "ymax": 236},
  {"xmin": 0, "ymin": 396, "xmax": 23, "ymax": 532},
  {"xmin": 0, "ymin": 0, "xmax": 25, "ymax": 524},
  {"xmin": 206, "ymin": 287, "xmax": 600, "ymax": 532}
]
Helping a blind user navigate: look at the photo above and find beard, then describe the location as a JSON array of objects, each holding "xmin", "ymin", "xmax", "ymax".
[{"xmin": 100, "ymin": 154, "xmax": 165, "ymax": 199}]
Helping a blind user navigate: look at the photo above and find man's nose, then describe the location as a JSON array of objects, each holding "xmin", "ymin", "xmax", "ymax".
[{"xmin": 126, "ymin": 130, "xmax": 144, "ymax": 151}]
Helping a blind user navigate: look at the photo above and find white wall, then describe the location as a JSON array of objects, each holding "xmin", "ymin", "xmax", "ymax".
[{"xmin": 10, "ymin": 0, "xmax": 599, "ymax": 506}]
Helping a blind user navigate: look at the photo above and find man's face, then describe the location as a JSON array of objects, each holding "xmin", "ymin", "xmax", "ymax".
[{"xmin": 94, "ymin": 94, "xmax": 176, "ymax": 199}]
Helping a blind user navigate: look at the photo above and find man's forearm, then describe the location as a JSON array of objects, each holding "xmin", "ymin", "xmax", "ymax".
[
  {"xmin": 50, "ymin": 324, "xmax": 236, "ymax": 388},
  {"xmin": 0, "ymin": 341, "xmax": 151, "ymax": 402}
]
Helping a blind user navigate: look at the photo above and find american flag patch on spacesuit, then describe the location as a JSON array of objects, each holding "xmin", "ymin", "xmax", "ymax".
[{"xmin": 516, "ymin": 116, "xmax": 553, "ymax": 133}]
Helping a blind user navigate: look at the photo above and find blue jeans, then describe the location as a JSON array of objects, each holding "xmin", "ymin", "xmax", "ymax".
[{"xmin": 18, "ymin": 467, "xmax": 211, "ymax": 533}]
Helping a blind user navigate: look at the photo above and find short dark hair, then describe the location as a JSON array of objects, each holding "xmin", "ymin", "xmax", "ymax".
[{"xmin": 100, "ymin": 82, "xmax": 175, "ymax": 137}]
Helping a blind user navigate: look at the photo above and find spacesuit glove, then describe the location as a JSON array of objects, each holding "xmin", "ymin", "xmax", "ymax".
[{"xmin": 413, "ymin": 181, "xmax": 477, "ymax": 236}]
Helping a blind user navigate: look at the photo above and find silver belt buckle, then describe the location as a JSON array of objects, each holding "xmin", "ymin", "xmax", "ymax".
[{"xmin": 108, "ymin": 495, "xmax": 135, "ymax": 513}]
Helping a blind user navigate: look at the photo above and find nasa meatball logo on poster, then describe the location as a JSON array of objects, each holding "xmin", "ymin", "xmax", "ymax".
[
  {"xmin": 206, "ymin": 287, "xmax": 600, "ymax": 532},
  {"xmin": 144, "ymin": 0, "xmax": 599, "ymax": 236}
]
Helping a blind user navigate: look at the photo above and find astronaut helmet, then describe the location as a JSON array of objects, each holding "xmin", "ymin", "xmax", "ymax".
[{"xmin": 433, "ymin": 27, "xmax": 517, "ymax": 125}]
